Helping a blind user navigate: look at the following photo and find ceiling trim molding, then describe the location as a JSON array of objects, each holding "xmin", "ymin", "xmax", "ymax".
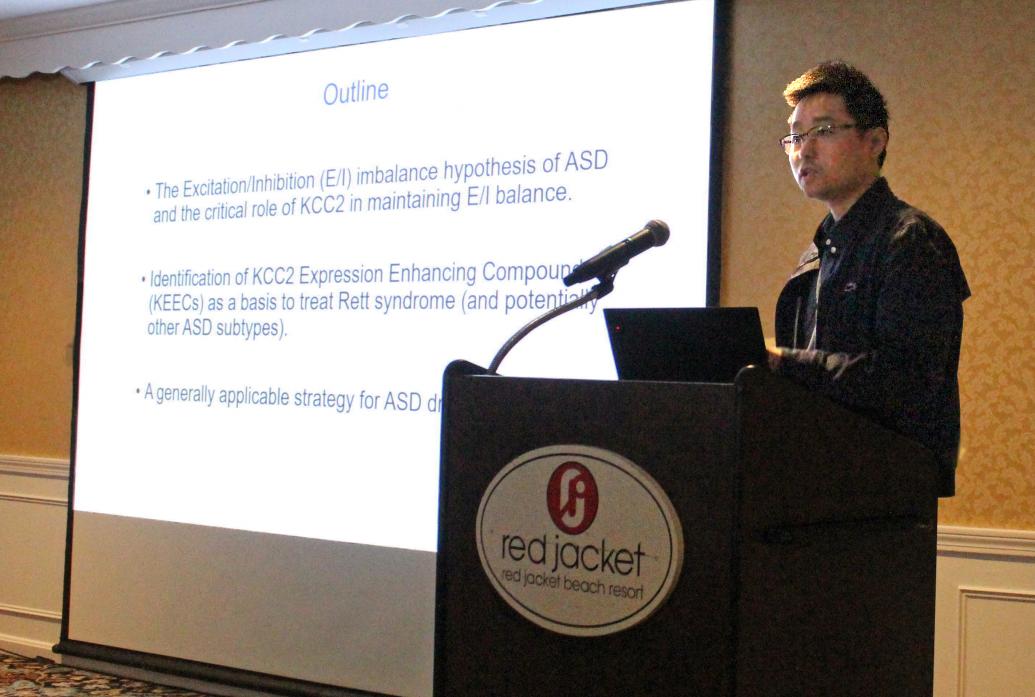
[{"xmin": 0, "ymin": 0, "xmax": 538, "ymax": 79}]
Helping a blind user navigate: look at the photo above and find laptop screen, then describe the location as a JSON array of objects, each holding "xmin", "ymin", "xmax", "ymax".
[{"xmin": 604, "ymin": 307, "xmax": 767, "ymax": 383}]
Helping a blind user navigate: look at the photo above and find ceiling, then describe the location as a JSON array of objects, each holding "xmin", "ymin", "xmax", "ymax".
[{"xmin": 0, "ymin": 0, "xmax": 248, "ymax": 77}]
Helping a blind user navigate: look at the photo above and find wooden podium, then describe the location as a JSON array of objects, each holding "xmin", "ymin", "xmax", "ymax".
[{"xmin": 435, "ymin": 362, "xmax": 938, "ymax": 697}]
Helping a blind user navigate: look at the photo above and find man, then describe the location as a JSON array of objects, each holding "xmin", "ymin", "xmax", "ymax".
[{"xmin": 769, "ymin": 61, "xmax": 970, "ymax": 496}]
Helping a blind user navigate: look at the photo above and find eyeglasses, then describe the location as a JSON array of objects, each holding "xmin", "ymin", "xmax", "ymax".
[{"xmin": 779, "ymin": 123, "xmax": 859, "ymax": 153}]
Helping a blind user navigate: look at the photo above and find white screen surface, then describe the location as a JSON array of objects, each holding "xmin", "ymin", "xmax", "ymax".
[{"xmin": 67, "ymin": 2, "xmax": 717, "ymax": 695}]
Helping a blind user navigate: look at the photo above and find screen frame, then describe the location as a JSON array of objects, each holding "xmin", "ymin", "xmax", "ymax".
[{"xmin": 57, "ymin": 2, "xmax": 732, "ymax": 695}]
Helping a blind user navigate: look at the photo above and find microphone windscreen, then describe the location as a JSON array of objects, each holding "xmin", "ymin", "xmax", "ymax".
[{"xmin": 646, "ymin": 219, "xmax": 670, "ymax": 246}]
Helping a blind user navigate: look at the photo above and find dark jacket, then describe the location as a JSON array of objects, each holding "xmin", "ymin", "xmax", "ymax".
[{"xmin": 774, "ymin": 178, "xmax": 970, "ymax": 496}]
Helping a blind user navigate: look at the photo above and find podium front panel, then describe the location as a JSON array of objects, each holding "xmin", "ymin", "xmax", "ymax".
[{"xmin": 436, "ymin": 373, "xmax": 738, "ymax": 697}]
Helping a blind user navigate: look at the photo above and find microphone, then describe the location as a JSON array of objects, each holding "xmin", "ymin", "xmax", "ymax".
[{"xmin": 562, "ymin": 220, "xmax": 670, "ymax": 286}]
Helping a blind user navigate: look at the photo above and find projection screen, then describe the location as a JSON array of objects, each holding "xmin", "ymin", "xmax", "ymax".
[{"xmin": 60, "ymin": 2, "xmax": 722, "ymax": 696}]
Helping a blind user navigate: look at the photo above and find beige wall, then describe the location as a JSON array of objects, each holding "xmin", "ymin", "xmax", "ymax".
[
  {"xmin": 0, "ymin": 74, "xmax": 83, "ymax": 457},
  {"xmin": 722, "ymin": 0, "xmax": 1035, "ymax": 529},
  {"xmin": 1, "ymin": 1, "xmax": 1033, "ymax": 529}
]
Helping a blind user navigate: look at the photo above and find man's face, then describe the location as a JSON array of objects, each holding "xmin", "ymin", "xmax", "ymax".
[{"xmin": 787, "ymin": 92, "xmax": 884, "ymax": 218}]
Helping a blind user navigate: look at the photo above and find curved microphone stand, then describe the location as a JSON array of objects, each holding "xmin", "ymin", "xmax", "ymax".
[{"xmin": 486, "ymin": 274, "xmax": 615, "ymax": 375}]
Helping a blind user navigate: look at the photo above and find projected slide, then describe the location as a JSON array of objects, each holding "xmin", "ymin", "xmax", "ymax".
[
  {"xmin": 75, "ymin": 1, "xmax": 713, "ymax": 553},
  {"xmin": 66, "ymin": 3, "xmax": 716, "ymax": 695}
]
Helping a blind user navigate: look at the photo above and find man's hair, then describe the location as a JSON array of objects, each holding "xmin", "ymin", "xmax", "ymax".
[{"xmin": 784, "ymin": 61, "xmax": 889, "ymax": 167}]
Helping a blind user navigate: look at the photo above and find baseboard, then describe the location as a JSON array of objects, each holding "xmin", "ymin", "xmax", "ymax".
[{"xmin": 0, "ymin": 631, "xmax": 59, "ymax": 661}]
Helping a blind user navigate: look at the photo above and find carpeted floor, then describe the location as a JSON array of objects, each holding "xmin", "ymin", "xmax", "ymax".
[{"xmin": 0, "ymin": 650, "xmax": 211, "ymax": 697}]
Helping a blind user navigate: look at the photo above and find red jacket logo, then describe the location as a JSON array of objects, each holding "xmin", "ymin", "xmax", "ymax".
[{"xmin": 546, "ymin": 461, "xmax": 599, "ymax": 534}]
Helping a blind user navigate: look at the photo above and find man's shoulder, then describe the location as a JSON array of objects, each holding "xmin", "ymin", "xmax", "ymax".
[
  {"xmin": 868, "ymin": 183, "xmax": 953, "ymax": 247},
  {"xmin": 886, "ymin": 199, "xmax": 954, "ymax": 250},
  {"xmin": 877, "ymin": 189, "xmax": 970, "ymax": 300}
]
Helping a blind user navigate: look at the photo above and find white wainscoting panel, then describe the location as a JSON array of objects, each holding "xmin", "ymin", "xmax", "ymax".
[
  {"xmin": 0, "ymin": 455, "xmax": 69, "ymax": 658},
  {"xmin": 934, "ymin": 526, "xmax": 1035, "ymax": 697}
]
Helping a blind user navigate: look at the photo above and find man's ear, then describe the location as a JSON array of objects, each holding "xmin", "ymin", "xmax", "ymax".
[{"xmin": 869, "ymin": 127, "xmax": 889, "ymax": 158}]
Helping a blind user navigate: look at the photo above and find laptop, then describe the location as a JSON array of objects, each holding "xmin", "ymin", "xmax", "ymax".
[{"xmin": 604, "ymin": 307, "xmax": 767, "ymax": 383}]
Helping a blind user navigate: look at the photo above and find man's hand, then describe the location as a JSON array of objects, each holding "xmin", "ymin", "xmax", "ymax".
[{"xmin": 765, "ymin": 337, "xmax": 783, "ymax": 370}]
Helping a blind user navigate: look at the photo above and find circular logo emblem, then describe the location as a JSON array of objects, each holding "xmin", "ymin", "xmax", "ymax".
[
  {"xmin": 476, "ymin": 445, "xmax": 684, "ymax": 637},
  {"xmin": 546, "ymin": 461, "xmax": 599, "ymax": 534}
]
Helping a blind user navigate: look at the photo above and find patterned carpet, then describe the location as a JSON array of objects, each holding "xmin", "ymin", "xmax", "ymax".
[{"xmin": 0, "ymin": 651, "xmax": 211, "ymax": 697}]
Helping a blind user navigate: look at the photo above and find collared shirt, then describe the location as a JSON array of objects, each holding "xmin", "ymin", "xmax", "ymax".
[
  {"xmin": 799, "ymin": 195, "xmax": 873, "ymax": 347},
  {"xmin": 802, "ymin": 214, "xmax": 852, "ymax": 349}
]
